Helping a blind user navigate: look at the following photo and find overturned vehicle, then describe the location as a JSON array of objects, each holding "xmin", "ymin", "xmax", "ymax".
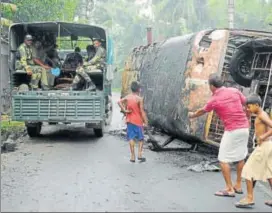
[
  {"xmin": 121, "ymin": 29, "xmax": 272, "ymax": 149},
  {"xmin": 9, "ymin": 22, "xmax": 114, "ymax": 137}
]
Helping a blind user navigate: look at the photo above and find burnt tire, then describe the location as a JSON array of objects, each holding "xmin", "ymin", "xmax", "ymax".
[
  {"xmin": 26, "ymin": 123, "xmax": 42, "ymax": 138},
  {"xmin": 94, "ymin": 128, "xmax": 104, "ymax": 137},
  {"xmin": 229, "ymin": 49, "xmax": 254, "ymax": 87}
]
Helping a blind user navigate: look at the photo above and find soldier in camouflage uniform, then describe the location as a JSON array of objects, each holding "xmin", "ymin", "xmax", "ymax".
[
  {"xmin": 71, "ymin": 38, "xmax": 106, "ymax": 91},
  {"xmin": 17, "ymin": 35, "xmax": 49, "ymax": 90},
  {"xmin": 32, "ymin": 41, "xmax": 57, "ymax": 88}
]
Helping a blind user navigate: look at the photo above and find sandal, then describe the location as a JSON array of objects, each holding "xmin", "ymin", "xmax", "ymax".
[
  {"xmin": 235, "ymin": 198, "xmax": 255, "ymax": 208},
  {"xmin": 130, "ymin": 159, "xmax": 135, "ymax": 163},
  {"xmin": 214, "ymin": 190, "xmax": 235, "ymax": 197},
  {"xmin": 265, "ymin": 200, "xmax": 272, "ymax": 207},
  {"xmin": 234, "ymin": 187, "xmax": 243, "ymax": 194},
  {"xmin": 138, "ymin": 157, "xmax": 146, "ymax": 162}
]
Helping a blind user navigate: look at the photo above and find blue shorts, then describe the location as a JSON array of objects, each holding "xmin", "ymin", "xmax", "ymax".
[{"xmin": 127, "ymin": 123, "xmax": 144, "ymax": 141}]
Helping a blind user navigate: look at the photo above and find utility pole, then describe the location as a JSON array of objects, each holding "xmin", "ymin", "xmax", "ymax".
[
  {"xmin": 228, "ymin": 0, "xmax": 234, "ymax": 28},
  {"xmin": 146, "ymin": 27, "xmax": 152, "ymax": 45},
  {"xmin": 0, "ymin": 0, "xmax": 2, "ymax": 145}
]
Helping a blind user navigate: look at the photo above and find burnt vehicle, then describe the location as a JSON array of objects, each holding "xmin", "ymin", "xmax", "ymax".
[{"xmin": 121, "ymin": 29, "xmax": 272, "ymax": 149}]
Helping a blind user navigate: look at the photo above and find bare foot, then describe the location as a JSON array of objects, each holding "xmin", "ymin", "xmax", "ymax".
[{"xmin": 130, "ymin": 155, "xmax": 135, "ymax": 162}]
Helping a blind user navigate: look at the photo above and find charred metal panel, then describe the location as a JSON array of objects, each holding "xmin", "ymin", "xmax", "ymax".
[
  {"xmin": 184, "ymin": 30, "xmax": 229, "ymax": 139},
  {"xmin": 140, "ymin": 35, "xmax": 195, "ymax": 138}
]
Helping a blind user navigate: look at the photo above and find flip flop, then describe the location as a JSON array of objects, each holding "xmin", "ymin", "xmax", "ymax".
[
  {"xmin": 235, "ymin": 199, "xmax": 255, "ymax": 208},
  {"xmin": 234, "ymin": 187, "xmax": 243, "ymax": 194},
  {"xmin": 265, "ymin": 200, "xmax": 272, "ymax": 207},
  {"xmin": 138, "ymin": 157, "xmax": 146, "ymax": 162},
  {"xmin": 214, "ymin": 190, "xmax": 235, "ymax": 197}
]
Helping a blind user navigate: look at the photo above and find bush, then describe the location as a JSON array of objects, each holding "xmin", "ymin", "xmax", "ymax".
[{"xmin": 1, "ymin": 119, "xmax": 25, "ymax": 141}]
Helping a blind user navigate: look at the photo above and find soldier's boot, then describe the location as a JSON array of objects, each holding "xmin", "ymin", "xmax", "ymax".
[
  {"xmin": 30, "ymin": 80, "xmax": 40, "ymax": 91},
  {"xmin": 41, "ymin": 83, "xmax": 50, "ymax": 91},
  {"xmin": 71, "ymin": 83, "xmax": 79, "ymax": 91},
  {"xmin": 85, "ymin": 80, "xmax": 96, "ymax": 91}
]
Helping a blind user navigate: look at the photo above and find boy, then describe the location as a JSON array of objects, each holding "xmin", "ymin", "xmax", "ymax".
[
  {"xmin": 235, "ymin": 94, "xmax": 272, "ymax": 208},
  {"xmin": 118, "ymin": 81, "xmax": 148, "ymax": 163}
]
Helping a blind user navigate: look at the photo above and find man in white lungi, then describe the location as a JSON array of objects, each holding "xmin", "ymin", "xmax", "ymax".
[{"xmin": 189, "ymin": 73, "xmax": 250, "ymax": 197}]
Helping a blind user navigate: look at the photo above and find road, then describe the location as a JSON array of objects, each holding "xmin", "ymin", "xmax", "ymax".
[{"xmin": 1, "ymin": 93, "xmax": 271, "ymax": 212}]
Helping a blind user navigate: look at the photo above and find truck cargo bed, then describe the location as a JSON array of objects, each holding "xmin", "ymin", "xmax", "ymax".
[{"xmin": 12, "ymin": 90, "xmax": 104, "ymax": 122}]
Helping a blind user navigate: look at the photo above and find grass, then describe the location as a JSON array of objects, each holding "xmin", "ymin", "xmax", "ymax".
[{"xmin": 1, "ymin": 120, "xmax": 25, "ymax": 134}]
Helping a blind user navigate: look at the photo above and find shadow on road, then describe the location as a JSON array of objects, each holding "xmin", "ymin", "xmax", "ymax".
[{"xmin": 28, "ymin": 126, "xmax": 101, "ymax": 144}]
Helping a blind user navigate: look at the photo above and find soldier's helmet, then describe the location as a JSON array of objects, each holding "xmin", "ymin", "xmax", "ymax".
[
  {"xmin": 93, "ymin": 38, "xmax": 102, "ymax": 42},
  {"xmin": 24, "ymin": 34, "xmax": 33, "ymax": 41}
]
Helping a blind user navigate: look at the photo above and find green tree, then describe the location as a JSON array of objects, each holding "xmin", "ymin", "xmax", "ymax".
[{"xmin": 11, "ymin": 0, "xmax": 78, "ymax": 22}]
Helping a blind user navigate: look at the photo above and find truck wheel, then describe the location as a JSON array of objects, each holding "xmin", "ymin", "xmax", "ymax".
[
  {"xmin": 94, "ymin": 128, "xmax": 104, "ymax": 137},
  {"xmin": 229, "ymin": 49, "xmax": 254, "ymax": 87},
  {"xmin": 26, "ymin": 123, "xmax": 42, "ymax": 138}
]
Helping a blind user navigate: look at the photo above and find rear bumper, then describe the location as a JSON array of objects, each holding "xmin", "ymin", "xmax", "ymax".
[{"xmin": 20, "ymin": 118, "xmax": 104, "ymax": 123}]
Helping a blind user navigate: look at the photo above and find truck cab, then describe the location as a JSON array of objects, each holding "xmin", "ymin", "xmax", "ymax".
[{"xmin": 9, "ymin": 22, "xmax": 114, "ymax": 138}]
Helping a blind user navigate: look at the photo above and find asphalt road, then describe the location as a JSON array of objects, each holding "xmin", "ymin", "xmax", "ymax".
[{"xmin": 1, "ymin": 93, "xmax": 271, "ymax": 212}]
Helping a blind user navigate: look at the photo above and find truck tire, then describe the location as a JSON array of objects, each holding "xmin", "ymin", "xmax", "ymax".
[
  {"xmin": 94, "ymin": 124, "xmax": 104, "ymax": 137},
  {"xmin": 26, "ymin": 123, "xmax": 42, "ymax": 138},
  {"xmin": 94, "ymin": 128, "xmax": 103, "ymax": 137},
  {"xmin": 229, "ymin": 49, "xmax": 254, "ymax": 87}
]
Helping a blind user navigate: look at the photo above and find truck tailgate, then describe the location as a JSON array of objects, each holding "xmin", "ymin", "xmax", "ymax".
[{"xmin": 12, "ymin": 91, "xmax": 104, "ymax": 122}]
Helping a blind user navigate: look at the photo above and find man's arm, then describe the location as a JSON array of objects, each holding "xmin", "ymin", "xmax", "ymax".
[
  {"xmin": 89, "ymin": 47, "xmax": 105, "ymax": 65},
  {"xmin": 189, "ymin": 98, "xmax": 215, "ymax": 119},
  {"xmin": 237, "ymin": 90, "xmax": 251, "ymax": 121},
  {"xmin": 188, "ymin": 108, "xmax": 207, "ymax": 119},
  {"xmin": 139, "ymin": 98, "xmax": 148, "ymax": 126},
  {"xmin": 32, "ymin": 48, "xmax": 51, "ymax": 69},
  {"xmin": 19, "ymin": 47, "xmax": 27, "ymax": 67},
  {"xmin": 19, "ymin": 47, "xmax": 32, "ymax": 75},
  {"xmin": 33, "ymin": 58, "xmax": 51, "ymax": 69},
  {"xmin": 259, "ymin": 112, "xmax": 272, "ymax": 141},
  {"xmin": 118, "ymin": 97, "xmax": 130, "ymax": 114}
]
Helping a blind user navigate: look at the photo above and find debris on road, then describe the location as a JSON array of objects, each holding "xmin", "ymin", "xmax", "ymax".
[
  {"xmin": 187, "ymin": 161, "xmax": 220, "ymax": 173},
  {"xmin": 1, "ymin": 119, "xmax": 26, "ymax": 153}
]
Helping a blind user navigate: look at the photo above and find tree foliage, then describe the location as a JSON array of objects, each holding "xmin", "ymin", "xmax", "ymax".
[
  {"xmin": 1, "ymin": 0, "xmax": 272, "ymax": 88},
  {"xmin": 8, "ymin": 0, "xmax": 78, "ymax": 22}
]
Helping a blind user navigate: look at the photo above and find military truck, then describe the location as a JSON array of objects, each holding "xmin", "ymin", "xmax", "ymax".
[{"xmin": 9, "ymin": 22, "xmax": 114, "ymax": 138}]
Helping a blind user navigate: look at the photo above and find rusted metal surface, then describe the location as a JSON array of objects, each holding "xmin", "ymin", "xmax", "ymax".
[
  {"xmin": 122, "ymin": 29, "xmax": 272, "ymax": 148},
  {"xmin": 184, "ymin": 30, "xmax": 229, "ymax": 139},
  {"xmin": 146, "ymin": 27, "xmax": 153, "ymax": 45}
]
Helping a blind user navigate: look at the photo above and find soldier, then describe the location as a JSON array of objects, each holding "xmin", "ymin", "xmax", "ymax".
[
  {"xmin": 70, "ymin": 38, "xmax": 106, "ymax": 91},
  {"xmin": 32, "ymin": 41, "xmax": 56, "ymax": 88},
  {"xmin": 17, "ymin": 35, "xmax": 49, "ymax": 90},
  {"xmin": 85, "ymin": 44, "xmax": 96, "ymax": 62},
  {"xmin": 87, "ymin": 38, "xmax": 106, "ymax": 70}
]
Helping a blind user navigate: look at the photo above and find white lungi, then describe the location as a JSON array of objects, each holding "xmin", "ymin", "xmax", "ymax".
[{"xmin": 218, "ymin": 128, "xmax": 249, "ymax": 163}]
